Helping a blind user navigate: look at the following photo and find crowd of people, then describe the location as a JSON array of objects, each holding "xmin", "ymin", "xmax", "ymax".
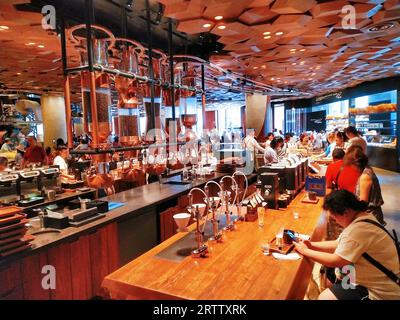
[{"xmin": 243, "ymin": 126, "xmax": 399, "ymax": 300}]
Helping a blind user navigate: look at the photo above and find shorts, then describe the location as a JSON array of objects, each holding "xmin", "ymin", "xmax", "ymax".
[{"xmin": 329, "ymin": 283, "xmax": 370, "ymax": 300}]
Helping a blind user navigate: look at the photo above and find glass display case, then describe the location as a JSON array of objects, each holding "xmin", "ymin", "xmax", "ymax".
[
  {"xmin": 349, "ymin": 90, "xmax": 397, "ymax": 149},
  {"xmin": 349, "ymin": 90, "xmax": 398, "ymax": 172}
]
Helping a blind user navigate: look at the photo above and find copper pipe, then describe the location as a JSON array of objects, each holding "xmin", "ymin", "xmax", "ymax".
[
  {"xmin": 89, "ymin": 72, "xmax": 99, "ymax": 147},
  {"xmin": 81, "ymin": 72, "xmax": 89, "ymax": 133},
  {"xmin": 64, "ymin": 75, "xmax": 74, "ymax": 149}
]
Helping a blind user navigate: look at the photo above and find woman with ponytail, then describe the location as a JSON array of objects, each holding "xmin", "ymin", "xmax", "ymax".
[{"xmin": 294, "ymin": 190, "xmax": 400, "ymax": 300}]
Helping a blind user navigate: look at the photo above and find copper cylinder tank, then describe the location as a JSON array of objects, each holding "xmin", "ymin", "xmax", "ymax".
[{"xmin": 81, "ymin": 72, "xmax": 112, "ymax": 144}]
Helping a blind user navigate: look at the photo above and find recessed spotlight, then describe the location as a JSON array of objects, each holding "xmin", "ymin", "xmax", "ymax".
[
  {"xmin": 309, "ymin": 67, "xmax": 313, "ymax": 70},
  {"xmin": 263, "ymin": 31, "xmax": 271, "ymax": 35},
  {"xmin": 308, "ymin": 78, "xmax": 313, "ymax": 81},
  {"xmin": 271, "ymin": 77, "xmax": 275, "ymax": 80},
  {"xmin": 300, "ymin": 61, "xmax": 305, "ymax": 65},
  {"xmin": 26, "ymin": 42, "xmax": 35, "ymax": 46},
  {"xmin": 217, "ymin": 25, "xmax": 226, "ymax": 30},
  {"xmin": 0, "ymin": 26, "xmax": 9, "ymax": 30},
  {"xmin": 203, "ymin": 23, "xmax": 212, "ymax": 28},
  {"xmin": 292, "ymin": 62, "xmax": 297, "ymax": 66},
  {"xmin": 263, "ymin": 35, "xmax": 271, "ymax": 39},
  {"xmin": 16, "ymin": 73, "xmax": 21, "ymax": 75},
  {"xmin": 214, "ymin": 16, "xmax": 223, "ymax": 20},
  {"xmin": 253, "ymin": 66, "xmax": 258, "ymax": 69},
  {"xmin": 290, "ymin": 49, "xmax": 296, "ymax": 52},
  {"xmin": 275, "ymin": 31, "xmax": 284, "ymax": 36},
  {"xmin": 38, "ymin": 45, "xmax": 45, "ymax": 48},
  {"xmin": 261, "ymin": 65, "xmax": 266, "ymax": 69}
]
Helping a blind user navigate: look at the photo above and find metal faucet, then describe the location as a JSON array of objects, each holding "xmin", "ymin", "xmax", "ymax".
[
  {"xmin": 188, "ymin": 187, "xmax": 209, "ymax": 258},
  {"xmin": 219, "ymin": 176, "xmax": 238, "ymax": 231},
  {"xmin": 232, "ymin": 171, "xmax": 248, "ymax": 221},
  {"xmin": 204, "ymin": 181, "xmax": 223, "ymax": 242}
]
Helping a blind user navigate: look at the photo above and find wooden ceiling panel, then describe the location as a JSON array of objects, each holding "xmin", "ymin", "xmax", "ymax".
[
  {"xmin": 248, "ymin": 0, "xmax": 275, "ymax": 8},
  {"xmin": 384, "ymin": 0, "xmax": 400, "ymax": 10},
  {"xmin": 271, "ymin": 0, "xmax": 317, "ymax": 14},
  {"xmin": 310, "ymin": 0, "xmax": 350, "ymax": 18},
  {"xmin": 177, "ymin": 18, "xmax": 214, "ymax": 34},
  {"xmin": 202, "ymin": 0, "xmax": 253, "ymax": 20},
  {"xmin": 238, "ymin": 7, "xmax": 278, "ymax": 25},
  {"xmin": 2, "ymin": 0, "xmax": 398, "ymax": 98}
]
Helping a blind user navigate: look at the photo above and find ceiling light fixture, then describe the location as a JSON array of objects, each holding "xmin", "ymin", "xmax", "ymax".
[
  {"xmin": 264, "ymin": 35, "xmax": 271, "ymax": 39},
  {"xmin": 26, "ymin": 42, "xmax": 35, "ymax": 46},
  {"xmin": 275, "ymin": 31, "xmax": 284, "ymax": 36},
  {"xmin": 126, "ymin": 0, "xmax": 133, "ymax": 8},
  {"xmin": 271, "ymin": 77, "xmax": 275, "ymax": 80},
  {"xmin": 300, "ymin": 61, "xmax": 305, "ymax": 65},
  {"xmin": 263, "ymin": 31, "xmax": 271, "ymax": 35},
  {"xmin": 217, "ymin": 25, "xmax": 226, "ymax": 30},
  {"xmin": 203, "ymin": 23, "xmax": 212, "ymax": 28},
  {"xmin": 38, "ymin": 45, "xmax": 45, "ymax": 48},
  {"xmin": 214, "ymin": 16, "xmax": 223, "ymax": 20},
  {"xmin": 292, "ymin": 62, "xmax": 297, "ymax": 65},
  {"xmin": 0, "ymin": 26, "xmax": 9, "ymax": 30}
]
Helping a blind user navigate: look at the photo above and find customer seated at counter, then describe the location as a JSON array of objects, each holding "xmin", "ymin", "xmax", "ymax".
[
  {"xmin": 317, "ymin": 132, "xmax": 336, "ymax": 158},
  {"xmin": 21, "ymin": 136, "xmax": 48, "ymax": 168},
  {"xmin": 345, "ymin": 126, "xmax": 367, "ymax": 154},
  {"xmin": 326, "ymin": 148, "xmax": 360, "ymax": 194},
  {"xmin": 335, "ymin": 131, "xmax": 349, "ymax": 150},
  {"xmin": 264, "ymin": 136, "xmax": 283, "ymax": 165},
  {"xmin": 297, "ymin": 133, "xmax": 312, "ymax": 149},
  {"xmin": 294, "ymin": 190, "xmax": 400, "ymax": 300},
  {"xmin": 345, "ymin": 146, "xmax": 385, "ymax": 225}
]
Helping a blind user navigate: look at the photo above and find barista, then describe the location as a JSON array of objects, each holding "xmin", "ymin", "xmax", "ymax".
[
  {"xmin": 22, "ymin": 136, "xmax": 48, "ymax": 168},
  {"xmin": 244, "ymin": 129, "xmax": 265, "ymax": 154},
  {"xmin": 0, "ymin": 156, "xmax": 10, "ymax": 172},
  {"xmin": 1, "ymin": 138, "xmax": 13, "ymax": 153},
  {"xmin": 53, "ymin": 146, "xmax": 75, "ymax": 182},
  {"xmin": 264, "ymin": 136, "xmax": 284, "ymax": 165}
]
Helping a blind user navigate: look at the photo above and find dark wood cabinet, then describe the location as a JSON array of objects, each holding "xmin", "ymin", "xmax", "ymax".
[
  {"xmin": 0, "ymin": 222, "xmax": 120, "ymax": 300},
  {"xmin": 0, "ymin": 261, "xmax": 23, "ymax": 300}
]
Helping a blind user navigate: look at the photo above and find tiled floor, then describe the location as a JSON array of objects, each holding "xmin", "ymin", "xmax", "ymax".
[
  {"xmin": 375, "ymin": 168, "xmax": 400, "ymax": 234},
  {"xmin": 306, "ymin": 168, "xmax": 400, "ymax": 299}
]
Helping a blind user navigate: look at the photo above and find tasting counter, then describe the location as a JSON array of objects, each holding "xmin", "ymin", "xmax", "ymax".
[
  {"xmin": 101, "ymin": 190, "xmax": 327, "ymax": 300},
  {"xmin": 0, "ymin": 173, "xmax": 255, "ymax": 300}
]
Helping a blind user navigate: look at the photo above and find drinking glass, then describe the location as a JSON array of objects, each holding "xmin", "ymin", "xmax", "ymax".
[
  {"xmin": 261, "ymin": 242, "xmax": 270, "ymax": 256},
  {"xmin": 257, "ymin": 207, "xmax": 265, "ymax": 227}
]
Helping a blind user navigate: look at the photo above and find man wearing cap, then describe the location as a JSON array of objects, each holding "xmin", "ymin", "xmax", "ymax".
[{"xmin": 0, "ymin": 138, "xmax": 13, "ymax": 153}]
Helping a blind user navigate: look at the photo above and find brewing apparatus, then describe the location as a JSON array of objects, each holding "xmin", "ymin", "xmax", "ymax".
[
  {"xmin": 188, "ymin": 188, "xmax": 209, "ymax": 258},
  {"xmin": 112, "ymin": 38, "xmax": 145, "ymax": 151},
  {"xmin": 219, "ymin": 176, "xmax": 239, "ymax": 231},
  {"xmin": 204, "ymin": 180, "xmax": 223, "ymax": 243}
]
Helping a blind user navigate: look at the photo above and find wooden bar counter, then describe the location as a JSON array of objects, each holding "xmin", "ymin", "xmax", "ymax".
[{"xmin": 102, "ymin": 190, "xmax": 327, "ymax": 300}]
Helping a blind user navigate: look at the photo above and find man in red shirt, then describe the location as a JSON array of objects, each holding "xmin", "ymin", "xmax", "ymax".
[
  {"xmin": 326, "ymin": 148, "xmax": 360, "ymax": 194},
  {"xmin": 21, "ymin": 136, "xmax": 48, "ymax": 168}
]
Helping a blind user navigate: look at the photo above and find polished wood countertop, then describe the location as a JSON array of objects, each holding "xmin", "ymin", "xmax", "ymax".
[{"xmin": 102, "ymin": 191, "xmax": 327, "ymax": 300}]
